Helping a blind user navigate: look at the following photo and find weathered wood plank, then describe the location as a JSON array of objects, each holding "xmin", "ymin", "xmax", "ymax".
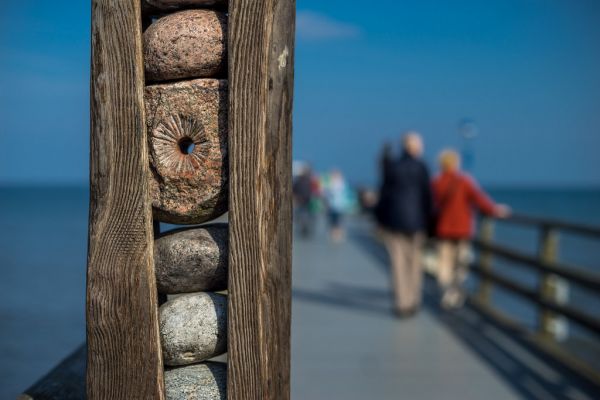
[
  {"xmin": 227, "ymin": 1, "xmax": 295, "ymax": 399},
  {"xmin": 88, "ymin": 0, "xmax": 164, "ymax": 398},
  {"xmin": 18, "ymin": 345, "xmax": 86, "ymax": 400}
]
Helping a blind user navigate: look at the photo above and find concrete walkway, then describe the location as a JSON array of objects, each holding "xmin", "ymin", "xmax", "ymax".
[{"xmin": 290, "ymin": 218, "xmax": 594, "ymax": 400}]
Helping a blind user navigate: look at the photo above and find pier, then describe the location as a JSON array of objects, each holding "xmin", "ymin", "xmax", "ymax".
[
  {"xmin": 291, "ymin": 216, "xmax": 600, "ymax": 399},
  {"xmin": 0, "ymin": 186, "xmax": 595, "ymax": 399}
]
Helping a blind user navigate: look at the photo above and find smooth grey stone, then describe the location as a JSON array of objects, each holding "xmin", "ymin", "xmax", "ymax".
[
  {"xmin": 155, "ymin": 225, "xmax": 228, "ymax": 294},
  {"xmin": 160, "ymin": 293, "xmax": 227, "ymax": 366},
  {"xmin": 165, "ymin": 362, "xmax": 226, "ymax": 400}
]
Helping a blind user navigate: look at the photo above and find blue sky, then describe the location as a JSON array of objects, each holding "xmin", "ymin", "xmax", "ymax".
[{"xmin": 1, "ymin": 0, "xmax": 599, "ymax": 186}]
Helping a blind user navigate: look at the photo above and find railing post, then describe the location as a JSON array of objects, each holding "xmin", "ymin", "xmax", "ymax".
[
  {"xmin": 476, "ymin": 217, "xmax": 495, "ymax": 303},
  {"xmin": 538, "ymin": 227, "xmax": 568, "ymax": 340}
]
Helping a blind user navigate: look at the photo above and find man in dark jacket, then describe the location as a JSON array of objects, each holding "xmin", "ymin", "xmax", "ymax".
[{"xmin": 375, "ymin": 132, "xmax": 432, "ymax": 317}]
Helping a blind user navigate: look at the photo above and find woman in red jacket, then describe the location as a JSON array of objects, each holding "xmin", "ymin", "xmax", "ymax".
[{"xmin": 432, "ymin": 149, "xmax": 509, "ymax": 309}]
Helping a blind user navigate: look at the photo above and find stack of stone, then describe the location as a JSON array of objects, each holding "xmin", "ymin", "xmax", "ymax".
[{"xmin": 142, "ymin": 1, "xmax": 228, "ymax": 399}]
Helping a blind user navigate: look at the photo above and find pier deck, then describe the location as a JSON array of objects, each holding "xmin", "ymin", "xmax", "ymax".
[{"xmin": 291, "ymin": 218, "xmax": 594, "ymax": 400}]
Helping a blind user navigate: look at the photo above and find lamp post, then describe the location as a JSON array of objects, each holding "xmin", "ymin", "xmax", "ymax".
[{"xmin": 458, "ymin": 118, "xmax": 478, "ymax": 172}]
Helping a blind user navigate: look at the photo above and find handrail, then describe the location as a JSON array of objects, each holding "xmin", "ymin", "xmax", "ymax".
[
  {"xmin": 469, "ymin": 211, "xmax": 600, "ymax": 388},
  {"xmin": 472, "ymin": 239, "xmax": 600, "ymax": 292},
  {"xmin": 503, "ymin": 212, "xmax": 600, "ymax": 238},
  {"xmin": 468, "ymin": 297, "xmax": 600, "ymax": 390},
  {"xmin": 470, "ymin": 263, "xmax": 600, "ymax": 336}
]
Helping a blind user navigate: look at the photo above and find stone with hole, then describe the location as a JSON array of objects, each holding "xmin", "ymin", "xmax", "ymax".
[
  {"xmin": 155, "ymin": 224, "xmax": 228, "ymax": 294},
  {"xmin": 164, "ymin": 362, "xmax": 226, "ymax": 400},
  {"xmin": 160, "ymin": 293, "xmax": 227, "ymax": 366},
  {"xmin": 145, "ymin": 79, "xmax": 228, "ymax": 224},
  {"xmin": 144, "ymin": 10, "xmax": 226, "ymax": 82}
]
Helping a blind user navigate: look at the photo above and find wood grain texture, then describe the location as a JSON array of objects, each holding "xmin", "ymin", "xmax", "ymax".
[
  {"xmin": 227, "ymin": 1, "xmax": 295, "ymax": 399},
  {"xmin": 88, "ymin": 0, "xmax": 164, "ymax": 398}
]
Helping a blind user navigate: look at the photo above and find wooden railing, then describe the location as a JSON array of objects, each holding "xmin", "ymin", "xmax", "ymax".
[{"xmin": 468, "ymin": 212, "xmax": 600, "ymax": 388}]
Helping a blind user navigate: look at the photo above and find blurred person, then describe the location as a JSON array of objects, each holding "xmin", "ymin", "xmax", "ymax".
[
  {"xmin": 293, "ymin": 165, "xmax": 319, "ymax": 238},
  {"xmin": 432, "ymin": 149, "xmax": 510, "ymax": 309},
  {"xmin": 323, "ymin": 169, "xmax": 349, "ymax": 243},
  {"xmin": 357, "ymin": 187, "xmax": 378, "ymax": 214},
  {"xmin": 375, "ymin": 132, "xmax": 433, "ymax": 317}
]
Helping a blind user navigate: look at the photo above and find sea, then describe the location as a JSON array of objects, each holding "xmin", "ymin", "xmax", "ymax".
[{"xmin": 0, "ymin": 186, "xmax": 599, "ymax": 398}]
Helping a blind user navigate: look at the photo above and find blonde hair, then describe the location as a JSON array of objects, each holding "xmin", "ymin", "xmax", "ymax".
[{"xmin": 439, "ymin": 149, "xmax": 460, "ymax": 172}]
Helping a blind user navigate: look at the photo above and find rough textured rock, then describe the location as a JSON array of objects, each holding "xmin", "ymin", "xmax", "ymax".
[
  {"xmin": 145, "ymin": 79, "xmax": 228, "ymax": 224},
  {"xmin": 145, "ymin": 0, "xmax": 227, "ymax": 12},
  {"xmin": 144, "ymin": 10, "xmax": 227, "ymax": 82},
  {"xmin": 165, "ymin": 362, "xmax": 226, "ymax": 400},
  {"xmin": 155, "ymin": 224, "xmax": 228, "ymax": 294},
  {"xmin": 160, "ymin": 293, "xmax": 227, "ymax": 366}
]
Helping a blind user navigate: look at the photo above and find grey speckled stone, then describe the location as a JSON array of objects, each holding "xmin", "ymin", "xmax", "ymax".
[
  {"xmin": 155, "ymin": 224, "xmax": 228, "ymax": 294},
  {"xmin": 165, "ymin": 362, "xmax": 226, "ymax": 400},
  {"xmin": 145, "ymin": 0, "xmax": 227, "ymax": 11},
  {"xmin": 160, "ymin": 293, "xmax": 227, "ymax": 366},
  {"xmin": 144, "ymin": 10, "xmax": 227, "ymax": 82},
  {"xmin": 145, "ymin": 79, "xmax": 228, "ymax": 224}
]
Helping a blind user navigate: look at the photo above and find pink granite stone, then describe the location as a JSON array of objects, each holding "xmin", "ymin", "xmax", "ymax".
[
  {"xmin": 145, "ymin": 79, "xmax": 228, "ymax": 224},
  {"xmin": 144, "ymin": 10, "xmax": 227, "ymax": 82}
]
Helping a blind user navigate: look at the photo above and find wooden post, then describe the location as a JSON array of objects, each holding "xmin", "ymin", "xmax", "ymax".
[
  {"xmin": 87, "ymin": 1, "xmax": 164, "ymax": 398},
  {"xmin": 538, "ymin": 227, "xmax": 564, "ymax": 340},
  {"xmin": 476, "ymin": 217, "xmax": 495, "ymax": 303},
  {"xmin": 227, "ymin": 0, "xmax": 295, "ymax": 399}
]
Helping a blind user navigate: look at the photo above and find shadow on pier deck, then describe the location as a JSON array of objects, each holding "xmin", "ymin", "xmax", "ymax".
[{"xmin": 291, "ymin": 218, "xmax": 599, "ymax": 400}]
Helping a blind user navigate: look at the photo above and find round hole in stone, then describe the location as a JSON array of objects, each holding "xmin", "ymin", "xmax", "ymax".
[{"xmin": 178, "ymin": 137, "xmax": 195, "ymax": 155}]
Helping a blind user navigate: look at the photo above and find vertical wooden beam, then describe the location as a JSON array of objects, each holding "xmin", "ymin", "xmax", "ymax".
[
  {"xmin": 88, "ymin": 0, "xmax": 164, "ymax": 398},
  {"xmin": 227, "ymin": 0, "xmax": 295, "ymax": 399},
  {"xmin": 476, "ymin": 217, "xmax": 495, "ymax": 303},
  {"xmin": 538, "ymin": 227, "xmax": 561, "ymax": 340}
]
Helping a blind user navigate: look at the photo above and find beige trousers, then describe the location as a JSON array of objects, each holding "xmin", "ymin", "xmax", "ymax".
[
  {"xmin": 380, "ymin": 230, "xmax": 425, "ymax": 312},
  {"xmin": 437, "ymin": 240, "xmax": 471, "ymax": 294}
]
